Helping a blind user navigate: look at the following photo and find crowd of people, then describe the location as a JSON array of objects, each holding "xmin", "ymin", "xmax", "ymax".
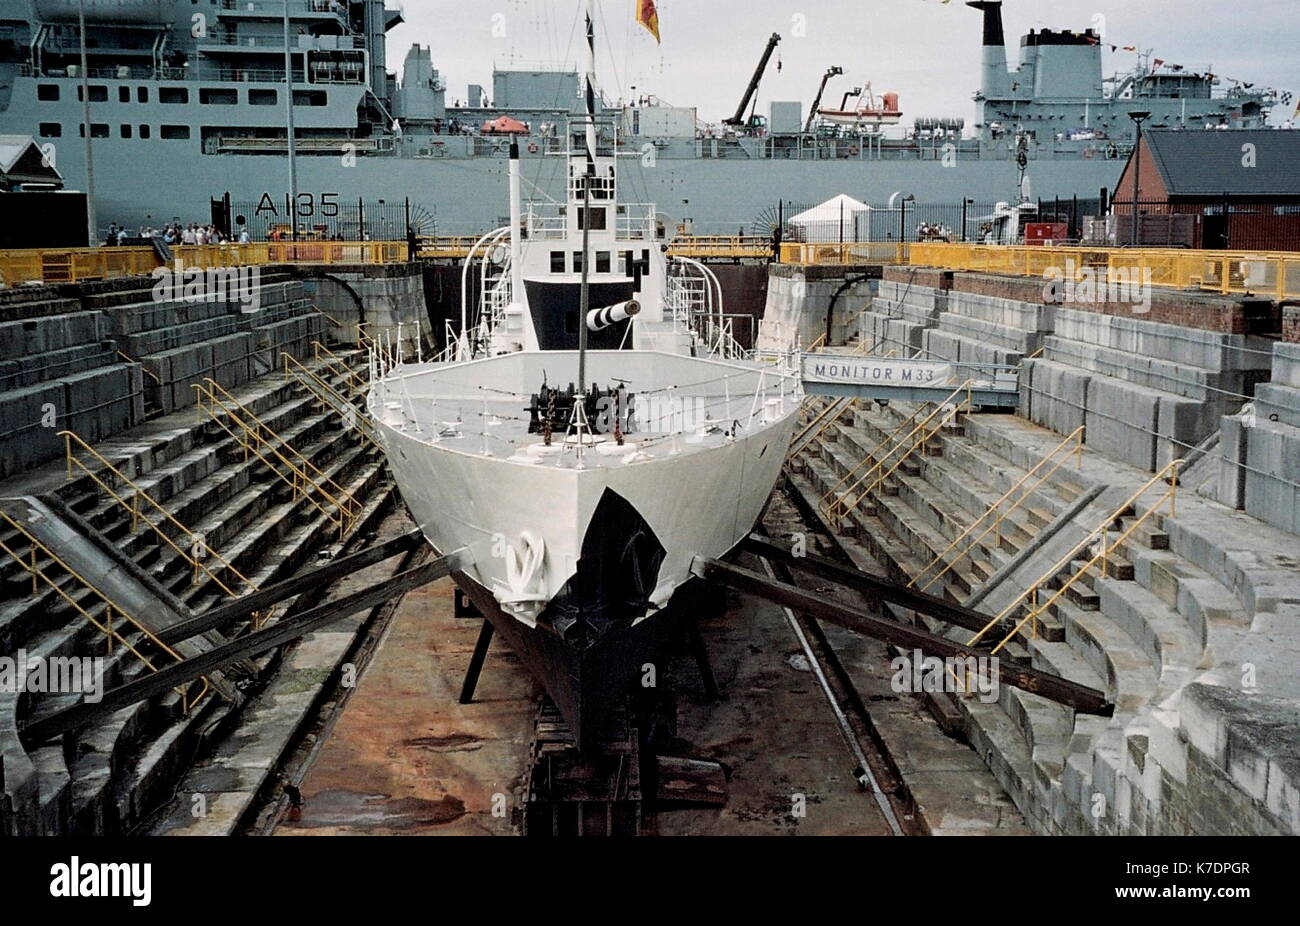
[{"xmin": 105, "ymin": 222, "xmax": 253, "ymax": 246}]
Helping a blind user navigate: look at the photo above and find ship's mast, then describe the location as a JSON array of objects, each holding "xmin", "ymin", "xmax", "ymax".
[
  {"xmin": 567, "ymin": 0, "xmax": 598, "ymax": 461},
  {"xmin": 577, "ymin": 0, "xmax": 597, "ymax": 397}
]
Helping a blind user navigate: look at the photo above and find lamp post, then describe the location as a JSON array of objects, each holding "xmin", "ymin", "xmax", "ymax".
[
  {"xmin": 1127, "ymin": 111, "xmax": 1151, "ymax": 247},
  {"xmin": 77, "ymin": 0, "xmax": 97, "ymax": 245},
  {"xmin": 889, "ymin": 190, "xmax": 915, "ymax": 244},
  {"xmin": 283, "ymin": 1, "xmax": 299, "ymax": 241}
]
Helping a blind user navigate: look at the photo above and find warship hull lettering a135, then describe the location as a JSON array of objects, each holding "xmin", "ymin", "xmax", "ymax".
[
  {"xmin": 0, "ymin": 0, "xmax": 1281, "ymax": 234},
  {"xmin": 368, "ymin": 1, "xmax": 800, "ymax": 747}
]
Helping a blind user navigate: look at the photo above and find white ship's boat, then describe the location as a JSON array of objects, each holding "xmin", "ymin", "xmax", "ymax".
[
  {"xmin": 817, "ymin": 85, "xmax": 903, "ymax": 130},
  {"xmin": 368, "ymin": 1, "xmax": 802, "ymax": 747}
]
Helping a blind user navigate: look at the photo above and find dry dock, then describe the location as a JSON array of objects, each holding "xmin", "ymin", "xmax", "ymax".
[{"xmin": 2, "ymin": 243, "xmax": 1299, "ymax": 837}]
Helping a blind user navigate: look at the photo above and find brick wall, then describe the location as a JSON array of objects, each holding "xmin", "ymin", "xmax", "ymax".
[
  {"xmin": 944, "ymin": 271, "xmax": 1250, "ymax": 334},
  {"xmin": 1284, "ymin": 305, "xmax": 1300, "ymax": 343},
  {"xmin": 881, "ymin": 266, "xmax": 952, "ymax": 289}
]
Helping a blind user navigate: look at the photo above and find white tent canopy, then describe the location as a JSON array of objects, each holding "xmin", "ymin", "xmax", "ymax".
[{"xmin": 789, "ymin": 194, "xmax": 873, "ymax": 242}]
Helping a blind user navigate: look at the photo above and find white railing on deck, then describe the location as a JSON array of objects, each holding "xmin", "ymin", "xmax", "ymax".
[{"xmin": 616, "ymin": 204, "xmax": 657, "ymax": 240}]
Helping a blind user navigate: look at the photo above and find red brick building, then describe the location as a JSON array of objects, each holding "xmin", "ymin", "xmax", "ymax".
[{"xmin": 1113, "ymin": 129, "xmax": 1300, "ymax": 250}]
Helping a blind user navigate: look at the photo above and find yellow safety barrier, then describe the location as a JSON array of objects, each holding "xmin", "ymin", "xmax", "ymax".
[
  {"xmin": 905, "ymin": 243, "xmax": 1300, "ymax": 302},
  {"xmin": 775, "ymin": 239, "xmax": 1300, "ymax": 301},
  {"xmin": 415, "ymin": 235, "xmax": 482, "ymax": 259},
  {"xmin": 780, "ymin": 242, "xmax": 910, "ymax": 266},
  {"xmin": 967, "ymin": 459, "xmax": 1184, "ymax": 653},
  {"xmin": 283, "ymin": 352, "xmax": 382, "ymax": 452},
  {"xmin": 192, "ymin": 378, "xmax": 361, "ymax": 537},
  {"xmin": 0, "ymin": 247, "xmax": 159, "ymax": 285},
  {"xmin": 0, "ymin": 241, "xmax": 411, "ymax": 286},
  {"xmin": 0, "ymin": 511, "xmax": 210, "ymax": 712},
  {"xmin": 910, "ymin": 425, "xmax": 1085, "ymax": 594},
  {"xmin": 669, "ymin": 235, "xmax": 773, "ymax": 260},
  {"xmin": 822, "ymin": 382, "xmax": 974, "ymax": 524}
]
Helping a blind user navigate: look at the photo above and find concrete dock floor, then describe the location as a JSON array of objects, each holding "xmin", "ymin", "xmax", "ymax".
[
  {"xmin": 279, "ymin": 506, "xmax": 1024, "ymax": 836},
  {"xmin": 278, "ymin": 551, "xmax": 904, "ymax": 834}
]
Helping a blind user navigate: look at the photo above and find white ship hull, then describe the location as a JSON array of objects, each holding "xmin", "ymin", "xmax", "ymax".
[{"xmin": 370, "ymin": 350, "xmax": 798, "ymax": 626}]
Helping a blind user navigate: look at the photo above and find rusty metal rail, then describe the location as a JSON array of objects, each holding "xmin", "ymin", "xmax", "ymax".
[{"xmin": 693, "ymin": 551, "xmax": 1113, "ymax": 716}]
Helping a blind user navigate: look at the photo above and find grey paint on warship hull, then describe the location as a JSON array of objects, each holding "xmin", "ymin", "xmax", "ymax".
[{"xmin": 51, "ymin": 144, "xmax": 1124, "ymax": 234}]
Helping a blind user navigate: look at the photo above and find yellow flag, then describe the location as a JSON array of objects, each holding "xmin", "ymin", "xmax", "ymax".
[{"xmin": 636, "ymin": 0, "xmax": 661, "ymax": 43}]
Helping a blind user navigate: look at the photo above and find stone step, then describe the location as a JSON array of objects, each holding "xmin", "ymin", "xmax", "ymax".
[
  {"xmin": 1094, "ymin": 577, "xmax": 1205, "ymax": 690},
  {"xmin": 1051, "ymin": 598, "xmax": 1159, "ymax": 717},
  {"xmin": 1118, "ymin": 514, "xmax": 1170, "ymax": 551}
]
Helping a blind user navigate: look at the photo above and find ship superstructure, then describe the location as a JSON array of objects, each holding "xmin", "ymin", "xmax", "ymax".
[
  {"xmin": 0, "ymin": 0, "xmax": 1285, "ymax": 233},
  {"xmin": 366, "ymin": 3, "xmax": 801, "ymax": 746}
]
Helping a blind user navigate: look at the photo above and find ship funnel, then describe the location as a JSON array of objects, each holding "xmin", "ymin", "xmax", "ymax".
[
  {"xmin": 587, "ymin": 300, "xmax": 641, "ymax": 332},
  {"xmin": 966, "ymin": 1, "xmax": 1010, "ymax": 98},
  {"xmin": 966, "ymin": 1, "xmax": 1005, "ymax": 47}
]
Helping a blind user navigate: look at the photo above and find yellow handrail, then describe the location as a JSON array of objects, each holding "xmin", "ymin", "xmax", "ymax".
[
  {"xmin": 852, "ymin": 333, "xmax": 885, "ymax": 357},
  {"xmin": 58, "ymin": 430, "xmax": 258, "ymax": 599},
  {"xmin": 0, "ymin": 511, "xmax": 210, "ymax": 712},
  {"xmin": 115, "ymin": 351, "xmax": 162, "ymax": 385},
  {"xmin": 192, "ymin": 380, "xmax": 360, "ymax": 537},
  {"xmin": 826, "ymin": 383, "xmax": 974, "ymax": 523},
  {"xmin": 311, "ymin": 308, "xmax": 346, "ymax": 330},
  {"xmin": 789, "ymin": 397, "xmax": 857, "ymax": 458},
  {"xmin": 910, "ymin": 425, "xmax": 1085, "ymax": 593},
  {"xmin": 819, "ymin": 402, "xmax": 931, "ymax": 506},
  {"xmin": 820, "ymin": 381, "xmax": 973, "ymax": 514},
  {"xmin": 283, "ymin": 353, "xmax": 382, "ymax": 452},
  {"xmin": 201, "ymin": 377, "xmax": 350, "ymax": 493},
  {"xmin": 311, "ymin": 341, "xmax": 366, "ymax": 392},
  {"xmin": 967, "ymin": 459, "xmax": 1184, "ymax": 652}
]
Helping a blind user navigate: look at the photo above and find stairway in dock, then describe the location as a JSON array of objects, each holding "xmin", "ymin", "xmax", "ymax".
[
  {"xmin": 785, "ymin": 396, "xmax": 1293, "ymax": 835},
  {"xmin": 0, "ymin": 348, "xmax": 391, "ymax": 836}
]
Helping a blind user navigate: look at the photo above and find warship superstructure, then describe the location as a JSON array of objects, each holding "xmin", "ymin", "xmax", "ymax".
[{"xmin": 0, "ymin": 0, "xmax": 1282, "ymax": 234}]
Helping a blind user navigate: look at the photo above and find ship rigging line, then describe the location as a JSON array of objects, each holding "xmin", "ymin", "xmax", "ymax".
[{"xmin": 525, "ymin": 2, "xmax": 580, "ymax": 199}]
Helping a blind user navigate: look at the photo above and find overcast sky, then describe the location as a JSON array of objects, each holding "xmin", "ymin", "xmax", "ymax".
[{"xmin": 386, "ymin": 0, "xmax": 1298, "ymax": 127}]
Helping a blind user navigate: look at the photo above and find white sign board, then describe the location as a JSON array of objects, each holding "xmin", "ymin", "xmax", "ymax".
[{"xmin": 802, "ymin": 355, "xmax": 954, "ymax": 389}]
